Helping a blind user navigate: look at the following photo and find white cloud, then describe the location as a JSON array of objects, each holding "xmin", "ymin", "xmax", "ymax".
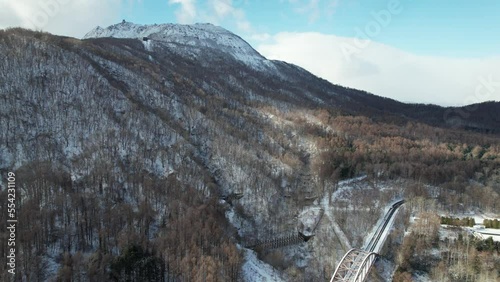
[
  {"xmin": 167, "ymin": 0, "xmax": 252, "ymax": 32},
  {"xmin": 257, "ymin": 32, "xmax": 500, "ymax": 106},
  {"xmin": 287, "ymin": 0, "xmax": 341, "ymax": 22},
  {"xmin": 0, "ymin": 0, "xmax": 133, "ymax": 38},
  {"xmin": 212, "ymin": 0, "xmax": 232, "ymax": 18},
  {"xmin": 326, "ymin": 0, "xmax": 340, "ymax": 16},
  {"xmin": 168, "ymin": 0, "xmax": 197, "ymax": 24},
  {"xmin": 0, "ymin": 0, "xmax": 253, "ymax": 38},
  {"xmin": 251, "ymin": 33, "xmax": 271, "ymax": 42},
  {"xmin": 286, "ymin": 0, "xmax": 320, "ymax": 22},
  {"xmin": 206, "ymin": 0, "xmax": 252, "ymax": 32}
]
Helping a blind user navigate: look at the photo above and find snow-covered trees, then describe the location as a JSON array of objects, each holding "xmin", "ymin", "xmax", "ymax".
[{"xmin": 0, "ymin": 26, "xmax": 499, "ymax": 280}]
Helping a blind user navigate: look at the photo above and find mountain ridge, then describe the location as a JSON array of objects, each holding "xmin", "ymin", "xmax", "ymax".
[
  {"xmin": 83, "ymin": 21, "xmax": 273, "ymax": 70},
  {"xmin": 82, "ymin": 21, "xmax": 500, "ymax": 133}
]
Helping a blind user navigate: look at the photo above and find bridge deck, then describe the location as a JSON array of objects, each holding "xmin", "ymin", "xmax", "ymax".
[{"xmin": 330, "ymin": 200, "xmax": 405, "ymax": 282}]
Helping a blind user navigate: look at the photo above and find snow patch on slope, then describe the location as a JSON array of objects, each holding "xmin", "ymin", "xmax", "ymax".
[
  {"xmin": 298, "ymin": 207, "xmax": 323, "ymax": 237},
  {"xmin": 241, "ymin": 248, "xmax": 286, "ymax": 282},
  {"xmin": 142, "ymin": 38, "xmax": 152, "ymax": 51}
]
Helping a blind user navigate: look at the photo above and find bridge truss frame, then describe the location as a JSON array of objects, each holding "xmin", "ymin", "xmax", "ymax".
[{"xmin": 330, "ymin": 248, "xmax": 378, "ymax": 282}]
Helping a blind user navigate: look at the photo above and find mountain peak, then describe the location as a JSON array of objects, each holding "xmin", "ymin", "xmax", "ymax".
[{"xmin": 83, "ymin": 21, "xmax": 272, "ymax": 70}]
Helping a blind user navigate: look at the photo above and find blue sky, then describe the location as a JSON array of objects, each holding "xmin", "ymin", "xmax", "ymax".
[
  {"xmin": 1, "ymin": 0, "xmax": 499, "ymax": 105},
  {"xmin": 117, "ymin": 0, "xmax": 500, "ymax": 58}
]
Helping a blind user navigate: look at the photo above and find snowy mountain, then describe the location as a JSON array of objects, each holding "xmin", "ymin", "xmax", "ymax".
[
  {"xmin": 1, "ymin": 23, "xmax": 499, "ymax": 281},
  {"xmin": 84, "ymin": 21, "xmax": 273, "ymax": 70},
  {"xmin": 87, "ymin": 22, "xmax": 500, "ymax": 133},
  {"xmin": 82, "ymin": 21, "xmax": 500, "ymax": 134}
]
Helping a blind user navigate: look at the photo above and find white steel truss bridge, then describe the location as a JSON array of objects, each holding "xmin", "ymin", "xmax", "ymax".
[{"xmin": 330, "ymin": 200, "xmax": 405, "ymax": 282}]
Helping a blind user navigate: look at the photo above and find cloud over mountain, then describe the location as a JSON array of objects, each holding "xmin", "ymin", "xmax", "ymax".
[
  {"xmin": 257, "ymin": 32, "xmax": 500, "ymax": 106},
  {"xmin": 0, "ymin": 0, "xmax": 135, "ymax": 38}
]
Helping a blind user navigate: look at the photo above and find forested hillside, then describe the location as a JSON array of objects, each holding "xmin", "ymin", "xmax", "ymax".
[{"xmin": 0, "ymin": 24, "xmax": 499, "ymax": 281}]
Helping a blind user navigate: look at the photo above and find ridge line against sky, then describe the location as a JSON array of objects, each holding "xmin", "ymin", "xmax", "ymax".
[{"xmin": 1, "ymin": 0, "xmax": 499, "ymax": 106}]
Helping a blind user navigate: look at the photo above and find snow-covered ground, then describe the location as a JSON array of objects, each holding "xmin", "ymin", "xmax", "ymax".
[
  {"xmin": 438, "ymin": 225, "xmax": 461, "ymax": 241},
  {"xmin": 440, "ymin": 213, "xmax": 500, "ymax": 242},
  {"xmin": 318, "ymin": 179, "xmax": 360, "ymax": 250},
  {"xmin": 241, "ymin": 248, "xmax": 286, "ymax": 282},
  {"xmin": 413, "ymin": 271, "xmax": 433, "ymax": 282},
  {"xmin": 466, "ymin": 227, "xmax": 500, "ymax": 242},
  {"xmin": 319, "ymin": 175, "xmax": 367, "ymax": 208},
  {"xmin": 298, "ymin": 207, "xmax": 323, "ymax": 237}
]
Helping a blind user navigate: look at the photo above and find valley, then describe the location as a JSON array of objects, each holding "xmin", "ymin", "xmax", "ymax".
[{"xmin": 0, "ymin": 22, "xmax": 499, "ymax": 281}]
